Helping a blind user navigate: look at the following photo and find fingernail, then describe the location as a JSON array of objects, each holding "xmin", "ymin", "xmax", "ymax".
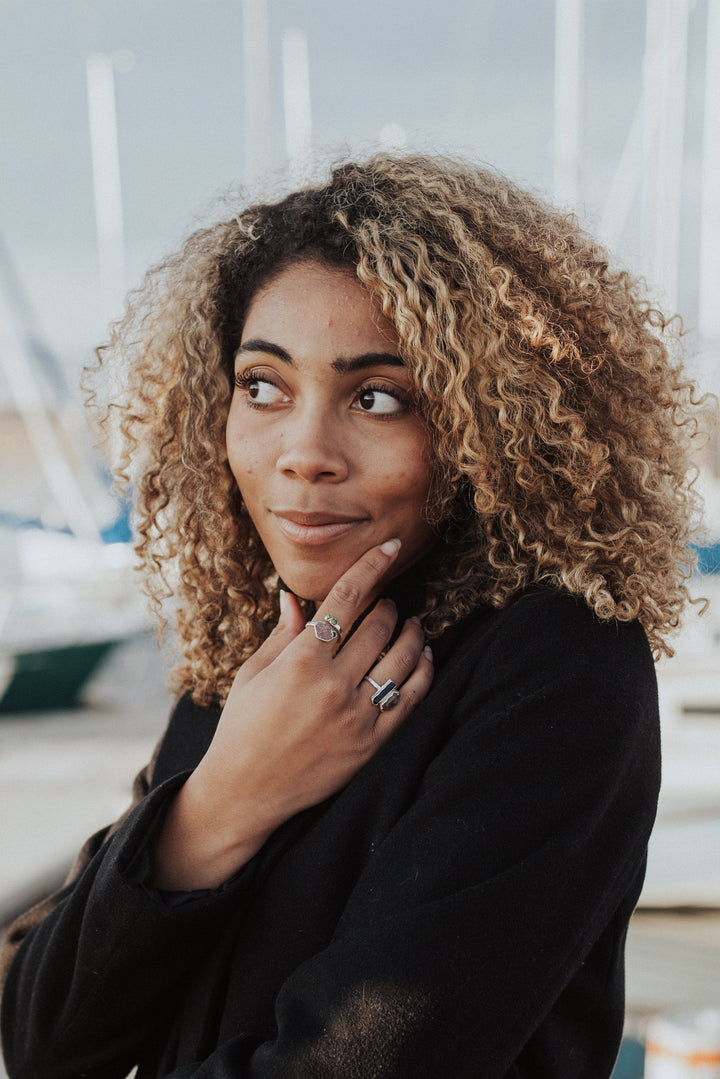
[
  {"xmin": 408, "ymin": 616, "xmax": 421, "ymax": 625},
  {"xmin": 380, "ymin": 538, "xmax": 401, "ymax": 556},
  {"xmin": 279, "ymin": 588, "xmax": 288, "ymax": 617},
  {"xmin": 423, "ymin": 645, "xmax": 433, "ymax": 662}
]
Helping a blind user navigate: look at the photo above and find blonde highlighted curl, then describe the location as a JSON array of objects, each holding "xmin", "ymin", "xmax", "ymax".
[{"xmin": 88, "ymin": 154, "xmax": 708, "ymax": 706}]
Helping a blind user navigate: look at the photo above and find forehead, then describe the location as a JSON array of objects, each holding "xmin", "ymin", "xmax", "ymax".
[{"xmin": 242, "ymin": 260, "xmax": 398, "ymax": 350}]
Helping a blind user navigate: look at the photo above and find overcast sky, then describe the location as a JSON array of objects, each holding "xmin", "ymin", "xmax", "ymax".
[{"xmin": 0, "ymin": 0, "xmax": 713, "ymax": 386}]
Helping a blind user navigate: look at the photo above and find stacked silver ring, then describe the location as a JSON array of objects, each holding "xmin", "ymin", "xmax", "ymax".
[
  {"xmin": 364, "ymin": 676, "xmax": 401, "ymax": 711},
  {"xmin": 305, "ymin": 615, "xmax": 342, "ymax": 642}
]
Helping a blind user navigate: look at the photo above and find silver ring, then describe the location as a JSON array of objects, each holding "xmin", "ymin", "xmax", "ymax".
[
  {"xmin": 364, "ymin": 676, "xmax": 401, "ymax": 711},
  {"xmin": 305, "ymin": 614, "xmax": 342, "ymax": 643}
]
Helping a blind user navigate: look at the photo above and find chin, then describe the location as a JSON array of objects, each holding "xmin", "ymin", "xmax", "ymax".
[
  {"xmin": 268, "ymin": 544, "xmax": 364, "ymax": 607},
  {"xmin": 282, "ymin": 572, "xmax": 343, "ymax": 607},
  {"xmin": 278, "ymin": 551, "xmax": 407, "ymax": 609},
  {"xmin": 270, "ymin": 532, "xmax": 435, "ymax": 608},
  {"xmin": 273, "ymin": 553, "xmax": 362, "ymax": 607}
]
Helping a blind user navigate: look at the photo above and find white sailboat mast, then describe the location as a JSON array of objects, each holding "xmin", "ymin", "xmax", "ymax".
[
  {"xmin": 0, "ymin": 287, "xmax": 101, "ymax": 541},
  {"xmin": 282, "ymin": 28, "xmax": 312, "ymax": 188},
  {"xmin": 699, "ymin": 0, "xmax": 720, "ymax": 394},
  {"xmin": 640, "ymin": 0, "xmax": 690, "ymax": 313},
  {"xmin": 553, "ymin": 0, "xmax": 585, "ymax": 208},
  {"xmin": 242, "ymin": 0, "xmax": 272, "ymax": 196},
  {"xmin": 86, "ymin": 53, "xmax": 126, "ymax": 327}
]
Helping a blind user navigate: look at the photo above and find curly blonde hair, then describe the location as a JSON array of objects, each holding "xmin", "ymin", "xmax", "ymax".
[{"xmin": 90, "ymin": 154, "xmax": 706, "ymax": 705}]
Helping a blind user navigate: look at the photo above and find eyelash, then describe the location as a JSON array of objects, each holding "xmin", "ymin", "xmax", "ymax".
[
  {"xmin": 233, "ymin": 370, "xmax": 281, "ymax": 411},
  {"xmin": 234, "ymin": 369, "xmax": 268, "ymax": 390},
  {"xmin": 357, "ymin": 382, "xmax": 411, "ymax": 417},
  {"xmin": 233, "ymin": 370, "xmax": 411, "ymax": 417}
]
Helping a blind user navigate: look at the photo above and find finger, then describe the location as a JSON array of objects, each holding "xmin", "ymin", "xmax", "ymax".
[
  {"xmin": 234, "ymin": 590, "xmax": 306, "ymax": 685},
  {"xmin": 329, "ymin": 596, "xmax": 399, "ymax": 675},
  {"xmin": 349, "ymin": 615, "xmax": 424, "ymax": 689},
  {"xmin": 305, "ymin": 539, "xmax": 402, "ymax": 650},
  {"xmin": 369, "ymin": 645, "xmax": 434, "ymax": 745}
]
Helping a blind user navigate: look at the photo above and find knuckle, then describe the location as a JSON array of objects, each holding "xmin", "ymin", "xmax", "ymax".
[
  {"xmin": 362, "ymin": 551, "xmax": 387, "ymax": 577},
  {"xmin": 366, "ymin": 727, "xmax": 385, "ymax": 752},
  {"xmin": 331, "ymin": 579, "xmax": 362, "ymax": 608},
  {"xmin": 403, "ymin": 687, "xmax": 420, "ymax": 708},
  {"xmin": 267, "ymin": 623, "xmax": 291, "ymax": 648},
  {"xmin": 321, "ymin": 678, "xmax": 347, "ymax": 713},
  {"xmin": 366, "ymin": 616, "xmax": 392, "ymax": 650},
  {"xmin": 346, "ymin": 702, "xmax": 368, "ymax": 733},
  {"xmin": 393, "ymin": 646, "xmax": 417, "ymax": 673}
]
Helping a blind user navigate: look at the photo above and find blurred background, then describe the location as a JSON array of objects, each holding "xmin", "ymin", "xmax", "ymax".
[{"xmin": 1, "ymin": 2, "xmax": 719, "ymax": 1076}]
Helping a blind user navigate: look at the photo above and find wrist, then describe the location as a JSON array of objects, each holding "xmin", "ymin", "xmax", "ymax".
[{"xmin": 150, "ymin": 770, "xmax": 276, "ymax": 891}]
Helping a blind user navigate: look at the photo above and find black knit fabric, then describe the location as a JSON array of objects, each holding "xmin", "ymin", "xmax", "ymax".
[{"xmin": 0, "ymin": 588, "xmax": 660, "ymax": 1078}]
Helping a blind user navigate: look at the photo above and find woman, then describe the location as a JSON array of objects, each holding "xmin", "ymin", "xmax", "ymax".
[{"xmin": 0, "ymin": 154, "xmax": 704, "ymax": 1078}]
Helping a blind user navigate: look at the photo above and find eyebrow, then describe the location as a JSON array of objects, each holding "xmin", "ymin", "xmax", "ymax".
[{"xmin": 238, "ymin": 338, "xmax": 404, "ymax": 375}]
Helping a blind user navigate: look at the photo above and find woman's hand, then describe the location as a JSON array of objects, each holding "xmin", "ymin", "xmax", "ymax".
[{"xmin": 152, "ymin": 540, "xmax": 434, "ymax": 890}]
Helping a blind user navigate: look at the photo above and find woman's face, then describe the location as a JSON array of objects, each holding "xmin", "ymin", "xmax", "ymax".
[{"xmin": 226, "ymin": 260, "xmax": 435, "ymax": 605}]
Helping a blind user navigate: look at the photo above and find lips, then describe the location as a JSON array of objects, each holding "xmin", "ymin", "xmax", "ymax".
[
  {"xmin": 271, "ymin": 510, "xmax": 368, "ymax": 546},
  {"xmin": 275, "ymin": 511, "xmax": 365, "ymax": 526}
]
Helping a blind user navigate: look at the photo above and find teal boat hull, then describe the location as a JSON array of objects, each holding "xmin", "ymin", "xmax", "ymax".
[{"xmin": 0, "ymin": 640, "xmax": 120, "ymax": 714}]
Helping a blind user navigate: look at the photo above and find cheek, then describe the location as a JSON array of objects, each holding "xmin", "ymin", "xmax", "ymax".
[
  {"xmin": 227, "ymin": 421, "xmax": 264, "ymax": 483},
  {"xmin": 381, "ymin": 461, "xmax": 433, "ymax": 522},
  {"xmin": 398, "ymin": 439, "xmax": 433, "ymax": 500},
  {"xmin": 230, "ymin": 457, "xmax": 260, "ymax": 500},
  {"xmin": 375, "ymin": 426, "xmax": 431, "ymax": 491},
  {"xmin": 395, "ymin": 468, "xmax": 429, "ymax": 499}
]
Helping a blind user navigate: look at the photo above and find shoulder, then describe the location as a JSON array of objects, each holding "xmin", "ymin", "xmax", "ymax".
[
  {"xmin": 423, "ymin": 590, "xmax": 660, "ymax": 822},
  {"xmin": 430, "ymin": 589, "xmax": 659, "ymax": 767},
  {"xmin": 445, "ymin": 588, "xmax": 655, "ymax": 700}
]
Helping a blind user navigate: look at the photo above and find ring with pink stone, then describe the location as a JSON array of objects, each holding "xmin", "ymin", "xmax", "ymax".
[{"xmin": 305, "ymin": 615, "xmax": 342, "ymax": 643}]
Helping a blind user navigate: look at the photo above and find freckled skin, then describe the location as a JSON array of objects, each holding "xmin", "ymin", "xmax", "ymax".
[{"xmin": 226, "ymin": 261, "xmax": 436, "ymax": 604}]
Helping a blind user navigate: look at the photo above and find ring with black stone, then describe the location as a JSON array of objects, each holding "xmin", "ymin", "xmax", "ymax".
[{"xmin": 364, "ymin": 675, "xmax": 401, "ymax": 711}]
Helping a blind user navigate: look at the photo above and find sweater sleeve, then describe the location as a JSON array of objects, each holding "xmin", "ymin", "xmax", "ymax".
[{"xmin": 2, "ymin": 596, "xmax": 661, "ymax": 1079}]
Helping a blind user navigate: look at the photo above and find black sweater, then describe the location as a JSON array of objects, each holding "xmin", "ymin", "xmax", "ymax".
[{"xmin": 0, "ymin": 588, "xmax": 660, "ymax": 1078}]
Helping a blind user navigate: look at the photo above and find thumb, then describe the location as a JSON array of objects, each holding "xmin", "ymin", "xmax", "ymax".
[
  {"xmin": 277, "ymin": 588, "xmax": 307, "ymax": 635},
  {"xmin": 234, "ymin": 589, "xmax": 306, "ymax": 684}
]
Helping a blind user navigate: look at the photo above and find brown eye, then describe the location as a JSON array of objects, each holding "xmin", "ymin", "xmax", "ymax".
[
  {"xmin": 355, "ymin": 387, "xmax": 405, "ymax": 415},
  {"xmin": 235, "ymin": 372, "xmax": 287, "ymax": 406}
]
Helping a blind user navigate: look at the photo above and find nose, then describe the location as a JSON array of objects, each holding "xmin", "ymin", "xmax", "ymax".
[{"xmin": 275, "ymin": 408, "xmax": 349, "ymax": 483}]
